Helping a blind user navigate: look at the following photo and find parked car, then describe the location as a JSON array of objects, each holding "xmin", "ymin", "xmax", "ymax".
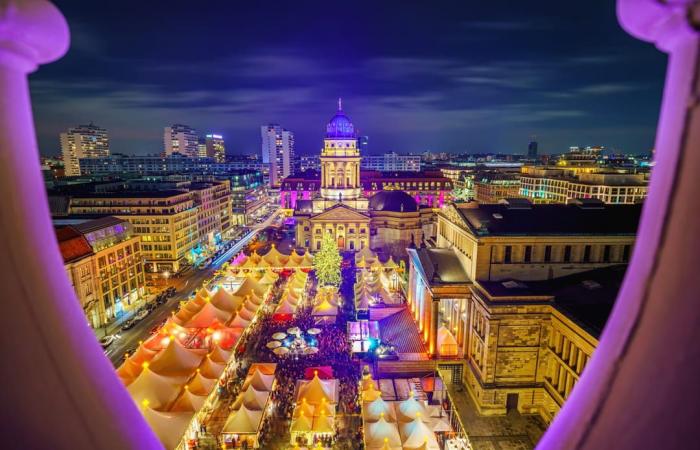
[
  {"xmin": 135, "ymin": 309, "xmax": 149, "ymax": 320},
  {"xmin": 99, "ymin": 335, "xmax": 117, "ymax": 349},
  {"xmin": 121, "ymin": 319, "xmax": 136, "ymax": 331}
]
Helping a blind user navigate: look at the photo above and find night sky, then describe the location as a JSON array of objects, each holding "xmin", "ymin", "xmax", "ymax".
[{"xmin": 32, "ymin": 0, "xmax": 667, "ymax": 157}]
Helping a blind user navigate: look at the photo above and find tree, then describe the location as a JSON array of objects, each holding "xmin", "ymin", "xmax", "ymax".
[{"xmin": 314, "ymin": 233, "xmax": 342, "ymax": 287}]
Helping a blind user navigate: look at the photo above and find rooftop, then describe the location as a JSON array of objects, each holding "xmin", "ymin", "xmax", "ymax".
[
  {"xmin": 456, "ymin": 202, "xmax": 642, "ymax": 236},
  {"xmin": 477, "ymin": 265, "xmax": 627, "ymax": 338},
  {"xmin": 55, "ymin": 226, "xmax": 94, "ymax": 263},
  {"xmin": 410, "ymin": 247, "xmax": 471, "ymax": 285},
  {"xmin": 72, "ymin": 216, "xmax": 128, "ymax": 235}
]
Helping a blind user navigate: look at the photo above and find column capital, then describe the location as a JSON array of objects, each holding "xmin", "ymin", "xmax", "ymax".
[
  {"xmin": 0, "ymin": 0, "xmax": 69, "ymax": 73},
  {"xmin": 618, "ymin": 0, "xmax": 699, "ymax": 53}
]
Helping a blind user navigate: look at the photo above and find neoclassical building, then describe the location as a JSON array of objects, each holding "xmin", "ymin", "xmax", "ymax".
[{"xmin": 294, "ymin": 102, "xmax": 432, "ymax": 252}]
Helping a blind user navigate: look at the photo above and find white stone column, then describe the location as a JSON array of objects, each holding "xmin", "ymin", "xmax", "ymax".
[{"xmin": 0, "ymin": 1, "xmax": 162, "ymax": 448}]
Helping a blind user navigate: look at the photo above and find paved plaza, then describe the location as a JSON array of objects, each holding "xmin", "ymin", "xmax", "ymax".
[{"xmin": 446, "ymin": 383, "xmax": 546, "ymax": 450}]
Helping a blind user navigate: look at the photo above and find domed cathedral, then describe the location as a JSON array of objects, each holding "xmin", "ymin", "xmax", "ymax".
[{"xmin": 294, "ymin": 100, "xmax": 431, "ymax": 253}]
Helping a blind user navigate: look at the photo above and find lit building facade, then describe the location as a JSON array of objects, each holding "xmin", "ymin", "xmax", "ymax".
[
  {"xmin": 361, "ymin": 152, "xmax": 421, "ymax": 171},
  {"xmin": 519, "ymin": 167, "xmax": 648, "ymax": 204},
  {"xmin": 164, "ymin": 124, "xmax": 199, "ymax": 157},
  {"xmin": 56, "ymin": 217, "xmax": 146, "ymax": 329},
  {"xmin": 205, "ymin": 134, "xmax": 226, "ymax": 162},
  {"xmin": 261, "ymin": 124, "xmax": 295, "ymax": 187},
  {"xmin": 60, "ymin": 123, "xmax": 110, "ymax": 176},
  {"xmin": 293, "ymin": 101, "xmax": 430, "ymax": 252},
  {"xmin": 473, "ymin": 172, "xmax": 521, "ymax": 203}
]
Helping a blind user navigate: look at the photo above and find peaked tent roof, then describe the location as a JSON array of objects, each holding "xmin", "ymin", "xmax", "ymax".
[
  {"xmin": 396, "ymin": 396, "xmax": 427, "ymax": 423},
  {"xmin": 367, "ymin": 416, "xmax": 402, "ymax": 448},
  {"xmin": 143, "ymin": 407, "xmax": 194, "ymax": 450},
  {"xmin": 311, "ymin": 413, "xmax": 334, "ymax": 433},
  {"xmin": 210, "ymin": 287, "xmax": 242, "ymax": 312},
  {"xmin": 356, "ymin": 246, "xmax": 378, "ymax": 263},
  {"xmin": 148, "ymin": 337, "xmax": 204, "ymax": 379},
  {"xmin": 243, "ymin": 369, "xmax": 275, "ymax": 392},
  {"xmin": 221, "ymin": 404, "xmax": 263, "ymax": 434},
  {"xmin": 126, "ymin": 366, "xmax": 182, "ymax": 410},
  {"xmin": 275, "ymin": 299, "xmax": 297, "ymax": 315},
  {"xmin": 187, "ymin": 371, "xmax": 217, "ymax": 396},
  {"xmin": 290, "ymin": 411, "xmax": 313, "ymax": 432},
  {"xmin": 170, "ymin": 389, "xmax": 207, "ymax": 413},
  {"xmin": 232, "ymin": 385, "xmax": 270, "ymax": 411},
  {"xmin": 364, "ymin": 396, "xmax": 396, "ymax": 422},
  {"xmin": 400, "ymin": 416, "xmax": 439, "ymax": 450},
  {"xmin": 312, "ymin": 299, "xmax": 338, "ymax": 316},
  {"xmin": 298, "ymin": 374, "xmax": 336, "ymax": 405},
  {"xmin": 183, "ymin": 301, "xmax": 232, "ymax": 328}
]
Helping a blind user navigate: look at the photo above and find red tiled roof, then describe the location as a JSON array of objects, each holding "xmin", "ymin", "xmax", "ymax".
[{"xmin": 55, "ymin": 226, "xmax": 93, "ymax": 263}]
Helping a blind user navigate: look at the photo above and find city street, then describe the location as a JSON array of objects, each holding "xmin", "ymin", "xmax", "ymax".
[{"xmin": 106, "ymin": 207, "xmax": 283, "ymax": 366}]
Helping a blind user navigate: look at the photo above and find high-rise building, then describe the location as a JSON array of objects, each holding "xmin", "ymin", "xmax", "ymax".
[
  {"xmin": 260, "ymin": 124, "xmax": 295, "ymax": 187},
  {"xmin": 205, "ymin": 134, "xmax": 226, "ymax": 163},
  {"xmin": 358, "ymin": 135, "xmax": 369, "ymax": 154},
  {"xmin": 528, "ymin": 137, "xmax": 538, "ymax": 158},
  {"xmin": 60, "ymin": 123, "xmax": 110, "ymax": 177},
  {"xmin": 164, "ymin": 124, "xmax": 199, "ymax": 157},
  {"xmin": 197, "ymin": 137, "xmax": 207, "ymax": 158}
]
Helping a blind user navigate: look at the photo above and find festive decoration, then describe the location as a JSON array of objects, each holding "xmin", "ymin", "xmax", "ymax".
[{"xmin": 313, "ymin": 233, "xmax": 342, "ymax": 287}]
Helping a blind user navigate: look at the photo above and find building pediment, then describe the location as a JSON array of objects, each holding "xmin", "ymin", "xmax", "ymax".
[{"xmin": 310, "ymin": 204, "xmax": 370, "ymax": 222}]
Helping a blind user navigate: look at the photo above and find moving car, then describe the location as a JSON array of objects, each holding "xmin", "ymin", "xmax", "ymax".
[
  {"xmin": 134, "ymin": 309, "xmax": 148, "ymax": 321},
  {"xmin": 121, "ymin": 319, "xmax": 136, "ymax": 331},
  {"xmin": 99, "ymin": 335, "xmax": 117, "ymax": 349}
]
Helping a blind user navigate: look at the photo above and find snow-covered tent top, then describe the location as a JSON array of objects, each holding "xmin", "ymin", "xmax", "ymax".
[
  {"xmin": 243, "ymin": 369, "xmax": 275, "ymax": 392},
  {"xmin": 356, "ymin": 246, "xmax": 378, "ymax": 264},
  {"xmin": 290, "ymin": 411, "xmax": 313, "ymax": 433},
  {"xmin": 170, "ymin": 388, "xmax": 207, "ymax": 413},
  {"xmin": 221, "ymin": 404, "xmax": 263, "ymax": 434},
  {"xmin": 364, "ymin": 396, "xmax": 396, "ymax": 422},
  {"xmin": 143, "ymin": 407, "xmax": 194, "ymax": 450},
  {"xmin": 366, "ymin": 416, "xmax": 402, "ymax": 449},
  {"xmin": 297, "ymin": 374, "xmax": 337, "ymax": 405},
  {"xmin": 437, "ymin": 326, "xmax": 459, "ymax": 357},
  {"xmin": 400, "ymin": 415, "xmax": 439, "ymax": 450},
  {"xmin": 232, "ymin": 385, "xmax": 270, "ymax": 411},
  {"xmin": 396, "ymin": 395, "xmax": 428, "ymax": 423},
  {"xmin": 126, "ymin": 364, "xmax": 182, "ymax": 410},
  {"xmin": 148, "ymin": 337, "xmax": 205, "ymax": 379},
  {"xmin": 312, "ymin": 299, "xmax": 338, "ymax": 317}
]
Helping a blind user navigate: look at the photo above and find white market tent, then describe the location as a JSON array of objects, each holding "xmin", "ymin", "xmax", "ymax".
[
  {"xmin": 169, "ymin": 388, "xmax": 207, "ymax": 413},
  {"xmin": 221, "ymin": 403, "xmax": 263, "ymax": 435},
  {"xmin": 143, "ymin": 407, "xmax": 194, "ymax": 450},
  {"xmin": 364, "ymin": 396, "xmax": 396, "ymax": 423},
  {"xmin": 396, "ymin": 395, "xmax": 428, "ymax": 423},
  {"xmin": 232, "ymin": 385, "xmax": 270, "ymax": 411},
  {"xmin": 366, "ymin": 416, "xmax": 402, "ymax": 449},
  {"xmin": 243, "ymin": 369, "xmax": 275, "ymax": 392},
  {"xmin": 275, "ymin": 299, "xmax": 297, "ymax": 315},
  {"xmin": 312, "ymin": 299, "xmax": 338, "ymax": 317},
  {"xmin": 148, "ymin": 337, "xmax": 205, "ymax": 379},
  {"xmin": 290, "ymin": 411, "xmax": 313, "ymax": 433},
  {"xmin": 400, "ymin": 415, "xmax": 440, "ymax": 450},
  {"xmin": 126, "ymin": 365, "xmax": 182, "ymax": 410},
  {"xmin": 311, "ymin": 413, "xmax": 335, "ymax": 433},
  {"xmin": 297, "ymin": 374, "xmax": 338, "ymax": 405}
]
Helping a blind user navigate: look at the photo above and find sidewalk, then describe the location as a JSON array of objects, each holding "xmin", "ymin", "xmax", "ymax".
[{"xmin": 446, "ymin": 383, "xmax": 546, "ymax": 450}]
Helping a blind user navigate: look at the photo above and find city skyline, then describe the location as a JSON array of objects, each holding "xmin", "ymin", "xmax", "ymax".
[{"xmin": 32, "ymin": 0, "xmax": 665, "ymax": 156}]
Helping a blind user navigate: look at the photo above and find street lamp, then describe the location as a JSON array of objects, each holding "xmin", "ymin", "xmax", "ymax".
[{"xmin": 162, "ymin": 270, "xmax": 170, "ymax": 287}]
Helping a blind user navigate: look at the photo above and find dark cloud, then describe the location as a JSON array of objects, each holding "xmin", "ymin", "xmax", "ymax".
[{"xmin": 31, "ymin": 0, "xmax": 666, "ymax": 155}]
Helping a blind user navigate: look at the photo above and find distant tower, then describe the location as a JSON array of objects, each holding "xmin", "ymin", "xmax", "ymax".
[
  {"xmin": 321, "ymin": 99, "xmax": 361, "ymax": 201},
  {"xmin": 358, "ymin": 135, "xmax": 369, "ymax": 154},
  {"xmin": 205, "ymin": 134, "xmax": 226, "ymax": 162},
  {"xmin": 60, "ymin": 123, "xmax": 110, "ymax": 176},
  {"xmin": 528, "ymin": 136, "xmax": 539, "ymax": 158}
]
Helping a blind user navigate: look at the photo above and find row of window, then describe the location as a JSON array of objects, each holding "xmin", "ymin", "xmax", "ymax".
[{"xmin": 499, "ymin": 243, "xmax": 631, "ymax": 264}]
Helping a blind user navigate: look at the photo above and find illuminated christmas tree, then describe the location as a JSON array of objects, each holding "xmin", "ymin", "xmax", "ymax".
[{"xmin": 314, "ymin": 232, "xmax": 342, "ymax": 287}]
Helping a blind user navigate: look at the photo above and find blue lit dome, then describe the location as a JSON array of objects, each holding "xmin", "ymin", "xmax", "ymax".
[{"xmin": 326, "ymin": 98, "xmax": 356, "ymax": 139}]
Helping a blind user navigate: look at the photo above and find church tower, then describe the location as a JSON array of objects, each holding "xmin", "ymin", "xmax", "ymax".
[{"xmin": 320, "ymin": 99, "xmax": 362, "ymax": 201}]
